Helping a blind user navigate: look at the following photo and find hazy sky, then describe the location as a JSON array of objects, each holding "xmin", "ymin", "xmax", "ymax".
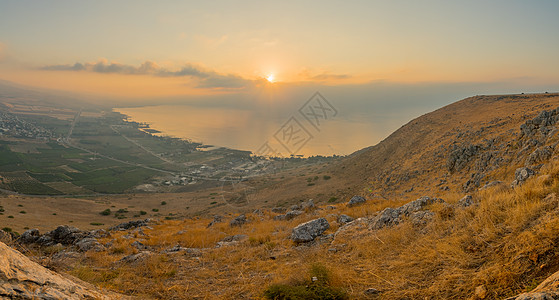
[
  {"xmin": 0, "ymin": 0, "xmax": 558, "ymax": 97},
  {"xmin": 0, "ymin": 1, "xmax": 558, "ymax": 154}
]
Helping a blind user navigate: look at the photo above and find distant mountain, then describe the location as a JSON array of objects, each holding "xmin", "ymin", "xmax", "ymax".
[{"xmin": 0, "ymin": 79, "xmax": 101, "ymax": 110}]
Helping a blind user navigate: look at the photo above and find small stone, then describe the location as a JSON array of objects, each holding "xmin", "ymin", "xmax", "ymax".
[
  {"xmin": 364, "ymin": 288, "xmax": 380, "ymax": 296},
  {"xmin": 457, "ymin": 195, "xmax": 473, "ymax": 208},
  {"xmin": 474, "ymin": 285, "xmax": 487, "ymax": 299}
]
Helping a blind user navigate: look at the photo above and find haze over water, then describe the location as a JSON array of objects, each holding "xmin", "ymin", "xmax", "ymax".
[{"xmin": 116, "ymin": 104, "xmax": 382, "ymax": 157}]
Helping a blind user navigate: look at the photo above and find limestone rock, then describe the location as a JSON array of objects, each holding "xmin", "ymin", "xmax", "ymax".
[
  {"xmin": 512, "ymin": 167, "xmax": 535, "ymax": 187},
  {"xmin": 457, "ymin": 195, "xmax": 473, "ymax": 208},
  {"xmin": 348, "ymin": 195, "xmax": 366, "ymax": 207},
  {"xmin": 290, "ymin": 218, "xmax": 330, "ymax": 243},
  {"xmin": 338, "ymin": 214, "xmax": 354, "ymax": 224},
  {"xmin": 230, "ymin": 214, "xmax": 247, "ymax": 227},
  {"xmin": 0, "ymin": 241, "xmax": 122, "ymax": 299}
]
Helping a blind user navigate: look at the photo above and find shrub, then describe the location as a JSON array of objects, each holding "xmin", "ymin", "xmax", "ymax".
[
  {"xmin": 100, "ymin": 209, "xmax": 111, "ymax": 216},
  {"xmin": 7, "ymin": 215, "xmax": 14, "ymax": 218},
  {"xmin": 140, "ymin": 211, "xmax": 147, "ymax": 215},
  {"xmin": 19, "ymin": 211, "xmax": 26, "ymax": 214},
  {"xmin": 323, "ymin": 175, "xmax": 331, "ymax": 180},
  {"xmin": 90, "ymin": 222, "xmax": 104, "ymax": 226},
  {"xmin": 161, "ymin": 201, "xmax": 167, "ymax": 205},
  {"xmin": 152, "ymin": 208, "xmax": 159, "ymax": 212},
  {"xmin": 328, "ymin": 197, "xmax": 338, "ymax": 203},
  {"xmin": 263, "ymin": 263, "xmax": 348, "ymax": 300},
  {"xmin": 2, "ymin": 227, "xmax": 12, "ymax": 232}
]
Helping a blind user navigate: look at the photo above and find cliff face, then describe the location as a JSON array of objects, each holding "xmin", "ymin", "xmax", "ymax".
[{"xmin": 0, "ymin": 241, "xmax": 122, "ymax": 299}]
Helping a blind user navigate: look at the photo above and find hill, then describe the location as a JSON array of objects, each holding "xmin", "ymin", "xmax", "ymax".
[
  {"xmin": 4, "ymin": 92, "xmax": 559, "ymax": 299},
  {"xmin": 244, "ymin": 93, "xmax": 559, "ymax": 209}
]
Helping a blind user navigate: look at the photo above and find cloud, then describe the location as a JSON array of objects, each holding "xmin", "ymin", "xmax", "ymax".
[
  {"xmin": 298, "ymin": 69, "xmax": 352, "ymax": 82},
  {"xmin": 40, "ymin": 59, "xmax": 252, "ymax": 89},
  {"xmin": 42, "ymin": 62, "xmax": 86, "ymax": 71}
]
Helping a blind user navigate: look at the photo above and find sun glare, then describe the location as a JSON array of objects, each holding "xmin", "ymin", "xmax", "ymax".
[{"xmin": 266, "ymin": 74, "xmax": 275, "ymax": 83}]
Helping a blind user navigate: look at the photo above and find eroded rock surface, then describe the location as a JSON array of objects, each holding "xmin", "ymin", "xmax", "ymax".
[{"xmin": 0, "ymin": 241, "xmax": 122, "ymax": 299}]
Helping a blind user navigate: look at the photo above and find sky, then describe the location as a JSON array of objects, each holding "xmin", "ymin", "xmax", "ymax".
[{"xmin": 0, "ymin": 1, "xmax": 559, "ymax": 154}]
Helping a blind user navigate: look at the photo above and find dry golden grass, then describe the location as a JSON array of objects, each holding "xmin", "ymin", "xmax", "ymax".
[{"xmin": 47, "ymin": 159, "xmax": 559, "ymax": 299}]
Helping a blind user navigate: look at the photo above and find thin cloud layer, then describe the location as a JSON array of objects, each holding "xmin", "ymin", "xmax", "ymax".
[{"xmin": 40, "ymin": 60, "xmax": 251, "ymax": 89}]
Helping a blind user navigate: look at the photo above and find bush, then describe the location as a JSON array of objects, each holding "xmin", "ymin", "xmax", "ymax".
[
  {"xmin": 152, "ymin": 208, "xmax": 159, "ymax": 212},
  {"xmin": 328, "ymin": 197, "xmax": 338, "ymax": 203},
  {"xmin": 161, "ymin": 201, "xmax": 167, "ymax": 205},
  {"xmin": 2, "ymin": 227, "xmax": 12, "ymax": 232},
  {"xmin": 140, "ymin": 211, "xmax": 147, "ymax": 215},
  {"xmin": 323, "ymin": 175, "xmax": 331, "ymax": 180},
  {"xmin": 263, "ymin": 263, "xmax": 348, "ymax": 300},
  {"xmin": 90, "ymin": 222, "xmax": 104, "ymax": 226},
  {"xmin": 100, "ymin": 209, "xmax": 111, "ymax": 216}
]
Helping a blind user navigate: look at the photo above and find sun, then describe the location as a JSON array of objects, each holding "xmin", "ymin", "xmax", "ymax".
[{"xmin": 266, "ymin": 74, "xmax": 275, "ymax": 83}]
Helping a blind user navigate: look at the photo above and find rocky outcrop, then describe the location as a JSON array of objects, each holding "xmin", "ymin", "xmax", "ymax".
[
  {"xmin": 18, "ymin": 226, "xmax": 106, "ymax": 252},
  {"xmin": 526, "ymin": 146, "xmax": 554, "ymax": 166},
  {"xmin": 290, "ymin": 218, "xmax": 330, "ymax": 243},
  {"xmin": 230, "ymin": 214, "xmax": 247, "ymax": 227},
  {"xmin": 520, "ymin": 108, "xmax": 559, "ymax": 139},
  {"xmin": 448, "ymin": 144, "xmax": 481, "ymax": 173},
  {"xmin": 338, "ymin": 214, "xmax": 354, "ymax": 224},
  {"xmin": 512, "ymin": 167, "xmax": 535, "ymax": 187},
  {"xmin": 274, "ymin": 210, "xmax": 303, "ymax": 221},
  {"xmin": 369, "ymin": 196, "xmax": 444, "ymax": 230},
  {"xmin": 0, "ymin": 241, "xmax": 122, "ymax": 299}
]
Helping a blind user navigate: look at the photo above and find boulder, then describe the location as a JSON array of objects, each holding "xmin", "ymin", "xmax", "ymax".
[
  {"xmin": 348, "ymin": 195, "xmax": 366, "ymax": 207},
  {"xmin": 290, "ymin": 218, "xmax": 330, "ymax": 243},
  {"xmin": 300, "ymin": 199, "xmax": 315, "ymax": 210},
  {"xmin": 370, "ymin": 207, "xmax": 401, "ymax": 230},
  {"xmin": 0, "ymin": 241, "xmax": 121, "ymax": 299},
  {"xmin": 75, "ymin": 238, "xmax": 104, "ymax": 252},
  {"xmin": 18, "ymin": 229, "xmax": 40, "ymax": 244},
  {"xmin": 370, "ymin": 196, "xmax": 444, "ymax": 230},
  {"xmin": 512, "ymin": 167, "xmax": 535, "ymax": 187},
  {"xmin": 285, "ymin": 210, "xmax": 303, "ymax": 220},
  {"xmin": 526, "ymin": 146, "xmax": 553, "ymax": 166},
  {"xmin": 338, "ymin": 214, "xmax": 354, "ymax": 224},
  {"xmin": 207, "ymin": 215, "xmax": 223, "ymax": 228},
  {"xmin": 230, "ymin": 214, "xmax": 247, "ymax": 227},
  {"xmin": 398, "ymin": 196, "xmax": 443, "ymax": 215},
  {"xmin": 48, "ymin": 225, "xmax": 85, "ymax": 245},
  {"xmin": 457, "ymin": 195, "xmax": 473, "ymax": 208}
]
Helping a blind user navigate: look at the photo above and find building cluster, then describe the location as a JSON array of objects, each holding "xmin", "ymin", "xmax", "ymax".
[{"xmin": 0, "ymin": 111, "xmax": 56, "ymax": 140}]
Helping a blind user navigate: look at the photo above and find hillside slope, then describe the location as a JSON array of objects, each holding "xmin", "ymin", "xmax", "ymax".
[{"xmin": 331, "ymin": 93, "xmax": 559, "ymax": 198}]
